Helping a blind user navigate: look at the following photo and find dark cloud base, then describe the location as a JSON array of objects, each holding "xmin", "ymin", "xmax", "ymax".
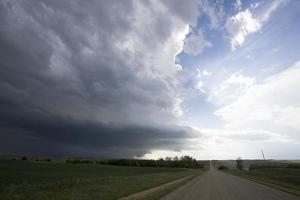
[
  {"xmin": 0, "ymin": 102, "xmax": 194, "ymax": 158},
  {"xmin": 0, "ymin": 0, "xmax": 199, "ymax": 158}
]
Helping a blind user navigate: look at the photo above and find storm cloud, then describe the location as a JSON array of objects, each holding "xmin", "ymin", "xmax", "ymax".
[{"xmin": 0, "ymin": 0, "xmax": 200, "ymax": 157}]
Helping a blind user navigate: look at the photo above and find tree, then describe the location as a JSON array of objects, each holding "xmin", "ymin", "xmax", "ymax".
[
  {"xmin": 173, "ymin": 156, "xmax": 179, "ymax": 161},
  {"xmin": 236, "ymin": 157, "xmax": 243, "ymax": 170}
]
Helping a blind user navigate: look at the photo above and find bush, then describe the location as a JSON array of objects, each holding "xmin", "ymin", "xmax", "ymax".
[
  {"xmin": 218, "ymin": 165, "xmax": 228, "ymax": 170},
  {"xmin": 287, "ymin": 164, "xmax": 300, "ymax": 169},
  {"xmin": 236, "ymin": 157, "xmax": 243, "ymax": 170},
  {"xmin": 66, "ymin": 159, "xmax": 93, "ymax": 164},
  {"xmin": 21, "ymin": 156, "xmax": 27, "ymax": 161}
]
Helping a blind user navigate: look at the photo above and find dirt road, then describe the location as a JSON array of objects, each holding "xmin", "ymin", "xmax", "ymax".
[{"xmin": 161, "ymin": 167, "xmax": 300, "ymax": 200}]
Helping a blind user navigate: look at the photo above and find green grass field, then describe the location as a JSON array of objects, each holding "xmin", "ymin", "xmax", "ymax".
[
  {"xmin": 0, "ymin": 160, "xmax": 199, "ymax": 200},
  {"xmin": 229, "ymin": 168, "xmax": 300, "ymax": 196}
]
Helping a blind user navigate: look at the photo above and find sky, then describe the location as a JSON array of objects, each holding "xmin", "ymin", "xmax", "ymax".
[{"xmin": 0, "ymin": 0, "xmax": 299, "ymax": 160}]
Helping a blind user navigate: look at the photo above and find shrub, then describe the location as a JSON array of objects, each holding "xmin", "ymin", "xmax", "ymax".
[
  {"xmin": 66, "ymin": 159, "xmax": 93, "ymax": 164},
  {"xmin": 21, "ymin": 156, "xmax": 27, "ymax": 161},
  {"xmin": 218, "ymin": 165, "xmax": 228, "ymax": 170},
  {"xmin": 236, "ymin": 157, "xmax": 243, "ymax": 170},
  {"xmin": 287, "ymin": 164, "xmax": 300, "ymax": 169}
]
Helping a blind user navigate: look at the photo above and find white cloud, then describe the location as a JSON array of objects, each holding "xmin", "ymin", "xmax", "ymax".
[
  {"xmin": 200, "ymin": 0, "xmax": 225, "ymax": 29},
  {"xmin": 194, "ymin": 80, "xmax": 206, "ymax": 93},
  {"xmin": 223, "ymin": 71, "xmax": 255, "ymax": 86},
  {"xmin": 197, "ymin": 69, "xmax": 212, "ymax": 78},
  {"xmin": 271, "ymin": 47, "xmax": 281, "ymax": 54},
  {"xmin": 234, "ymin": 0, "xmax": 242, "ymax": 11},
  {"xmin": 202, "ymin": 69, "xmax": 212, "ymax": 76},
  {"xmin": 197, "ymin": 127, "xmax": 299, "ymax": 159},
  {"xmin": 201, "ymin": 128, "xmax": 289, "ymax": 142},
  {"xmin": 183, "ymin": 30, "xmax": 212, "ymax": 55},
  {"xmin": 194, "ymin": 69, "xmax": 212, "ymax": 94},
  {"xmin": 260, "ymin": 0, "xmax": 285, "ymax": 23},
  {"xmin": 251, "ymin": 2, "xmax": 260, "ymax": 9},
  {"xmin": 226, "ymin": 0, "xmax": 285, "ymax": 50},
  {"xmin": 208, "ymin": 71, "xmax": 255, "ymax": 105},
  {"xmin": 215, "ymin": 61, "xmax": 300, "ymax": 132},
  {"xmin": 225, "ymin": 9, "xmax": 261, "ymax": 50}
]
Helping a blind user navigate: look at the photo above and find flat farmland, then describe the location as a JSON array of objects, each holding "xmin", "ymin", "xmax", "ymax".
[
  {"xmin": 229, "ymin": 167, "xmax": 300, "ymax": 196},
  {"xmin": 0, "ymin": 160, "xmax": 199, "ymax": 200}
]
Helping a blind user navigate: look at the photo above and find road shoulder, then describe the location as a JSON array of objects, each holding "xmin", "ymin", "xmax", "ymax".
[
  {"xmin": 119, "ymin": 170, "xmax": 205, "ymax": 200},
  {"xmin": 225, "ymin": 170, "xmax": 300, "ymax": 197}
]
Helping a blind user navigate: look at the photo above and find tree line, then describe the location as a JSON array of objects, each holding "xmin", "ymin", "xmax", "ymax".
[{"xmin": 66, "ymin": 156, "xmax": 207, "ymax": 169}]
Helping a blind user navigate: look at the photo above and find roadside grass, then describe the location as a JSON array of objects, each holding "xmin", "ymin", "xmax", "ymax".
[
  {"xmin": 0, "ymin": 160, "xmax": 200, "ymax": 200},
  {"xmin": 228, "ymin": 168, "xmax": 300, "ymax": 196},
  {"xmin": 120, "ymin": 171, "xmax": 204, "ymax": 200}
]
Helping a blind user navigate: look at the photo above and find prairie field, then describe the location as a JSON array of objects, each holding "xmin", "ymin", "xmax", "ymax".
[
  {"xmin": 215, "ymin": 159, "xmax": 300, "ymax": 196},
  {"xmin": 229, "ymin": 167, "xmax": 300, "ymax": 195},
  {"xmin": 0, "ymin": 160, "xmax": 199, "ymax": 200}
]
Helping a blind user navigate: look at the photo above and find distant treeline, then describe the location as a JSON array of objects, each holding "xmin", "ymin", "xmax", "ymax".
[
  {"xmin": 66, "ymin": 156, "xmax": 208, "ymax": 169},
  {"xmin": 249, "ymin": 163, "xmax": 300, "ymax": 170},
  {"xmin": 9, "ymin": 156, "xmax": 52, "ymax": 162},
  {"xmin": 66, "ymin": 159, "xmax": 94, "ymax": 164},
  {"xmin": 214, "ymin": 159, "xmax": 300, "ymax": 171}
]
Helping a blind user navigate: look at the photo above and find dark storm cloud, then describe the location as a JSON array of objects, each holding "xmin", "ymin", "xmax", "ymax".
[
  {"xmin": 0, "ymin": 0, "xmax": 199, "ymax": 157},
  {"xmin": 0, "ymin": 106, "xmax": 194, "ymax": 157}
]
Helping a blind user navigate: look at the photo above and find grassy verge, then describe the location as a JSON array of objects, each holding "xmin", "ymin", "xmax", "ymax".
[
  {"xmin": 226, "ymin": 168, "xmax": 300, "ymax": 196},
  {"xmin": 0, "ymin": 160, "xmax": 200, "ymax": 200},
  {"xmin": 119, "ymin": 170, "xmax": 204, "ymax": 200}
]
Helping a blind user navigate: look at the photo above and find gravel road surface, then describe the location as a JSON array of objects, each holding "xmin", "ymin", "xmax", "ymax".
[{"xmin": 161, "ymin": 167, "xmax": 300, "ymax": 200}]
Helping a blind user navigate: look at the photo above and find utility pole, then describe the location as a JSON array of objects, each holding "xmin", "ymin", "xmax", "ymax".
[{"xmin": 261, "ymin": 150, "xmax": 266, "ymax": 161}]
